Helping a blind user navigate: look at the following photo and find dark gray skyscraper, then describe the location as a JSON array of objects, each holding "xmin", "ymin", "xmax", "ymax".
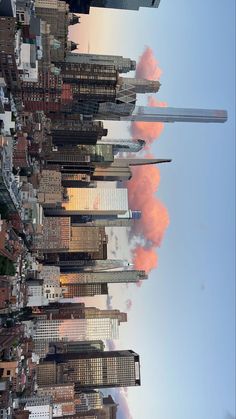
[
  {"xmin": 65, "ymin": 0, "xmax": 160, "ymax": 13},
  {"xmin": 66, "ymin": 52, "xmax": 136, "ymax": 73},
  {"xmin": 37, "ymin": 350, "xmax": 141, "ymax": 389}
]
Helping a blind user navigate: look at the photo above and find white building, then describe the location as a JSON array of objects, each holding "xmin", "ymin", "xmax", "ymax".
[
  {"xmin": 21, "ymin": 396, "xmax": 53, "ymax": 419},
  {"xmin": 64, "ymin": 188, "xmax": 128, "ymax": 215},
  {"xmin": 27, "ymin": 281, "xmax": 49, "ymax": 307},
  {"xmin": 33, "ymin": 318, "xmax": 119, "ymax": 341}
]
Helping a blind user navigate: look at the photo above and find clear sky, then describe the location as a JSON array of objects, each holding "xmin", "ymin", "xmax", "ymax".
[{"xmin": 70, "ymin": 1, "xmax": 235, "ymax": 418}]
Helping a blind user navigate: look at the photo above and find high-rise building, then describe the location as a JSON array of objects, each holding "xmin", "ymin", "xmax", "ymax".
[
  {"xmin": 75, "ymin": 391, "xmax": 103, "ymax": 413},
  {"xmin": 92, "ymin": 158, "xmax": 171, "ymax": 181},
  {"xmin": 51, "ymin": 120, "xmax": 107, "ymax": 147},
  {"xmin": 49, "ymin": 340, "xmax": 105, "ymax": 354},
  {"xmin": 66, "ymin": 52, "xmax": 136, "ymax": 73},
  {"xmin": 37, "ymin": 350, "xmax": 141, "ymax": 389},
  {"xmin": 61, "ymin": 173, "xmax": 92, "ymax": 188},
  {"xmin": 42, "ymin": 144, "xmax": 114, "ymax": 173},
  {"xmin": 61, "ymin": 283, "xmax": 108, "ymax": 297},
  {"xmin": 65, "ymin": 0, "xmax": 160, "ymax": 14},
  {"xmin": 21, "ymin": 70, "xmax": 63, "ymax": 113},
  {"xmin": 97, "ymin": 138, "xmax": 145, "ymax": 154},
  {"xmin": 31, "ymin": 317, "xmax": 121, "ymax": 341},
  {"xmin": 98, "ymin": 105, "xmax": 228, "ymax": 122},
  {"xmin": 27, "ymin": 308, "xmax": 125, "ymax": 356},
  {"xmin": 71, "ymin": 209, "xmax": 141, "ymax": 227},
  {"xmin": 33, "ymin": 217, "xmax": 71, "ymax": 253},
  {"xmin": 38, "ymin": 170, "xmax": 63, "ymax": 207},
  {"xmin": 35, "ymin": 0, "xmax": 75, "ymax": 62},
  {"xmin": 119, "ymin": 77, "xmax": 161, "ymax": 93},
  {"xmin": 33, "ymin": 219, "xmax": 107, "ymax": 257},
  {"xmin": 45, "ymin": 188, "xmax": 128, "ymax": 216},
  {"xmin": 59, "ymin": 259, "xmax": 132, "ymax": 272},
  {"xmin": 60, "ymin": 270, "xmax": 147, "ymax": 285}
]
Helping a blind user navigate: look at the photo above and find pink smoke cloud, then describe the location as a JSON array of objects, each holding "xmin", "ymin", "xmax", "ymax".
[{"xmin": 136, "ymin": 47, "xmax": 163, "ymax": 80}]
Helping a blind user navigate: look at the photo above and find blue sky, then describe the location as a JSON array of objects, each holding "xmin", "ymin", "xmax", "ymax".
[{"xmin": 71, "ymin": 1, "xmax": 235, "ymax": 418}]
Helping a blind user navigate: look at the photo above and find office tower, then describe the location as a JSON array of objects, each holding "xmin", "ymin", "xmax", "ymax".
[
  {"xmin": 38, "ymin": 305, "xmax": 127, "ymax": 322},
  {"xmin": 97, "ymin": 138, "xmax": 145, "ymax": 154},
  {"xmin": 31, "ymin": 317, "xmax": 121, "ymax": 341},
  {"xmin": 49, "ymin": 340, "xmax": 105, "ymax": 354},
  {"xmin": 61, "ymin": 173, "xmax": 92, "ymax": 188},
  {"xmin": 35, "ymin": 0, "xmax": 77, "ymax": 62},
  {"xmin": 119, "ymin": 77, "xmax": 161, "ymax": 93},
  {"xmin": 92, "ymin": 157, "xmax": 171, "ymax": 181},
  {"xmin": 65, "ymin": 0, "xmax": 160, "ymax": 13},
  {"xmin": 71, "ymin": 211, "xmax": 141, "ymax": 227},
  {"xmin": 46, "ymin": 188, "xmax": 128, "ymax": 216},
  {"xmin": 33, "ymin": 218, "xmax": 107, "ymax": 256},
  {"xmin": 38, "ymin": 170, "xmax": 63, "ymax": 206},
  {"xmin": 42, "ymin": 144, "xmax": 114, "ymax": 172},
  {"xmin": 51, "ymin": 120, "xmax": 107, "ymax": 147},
  {"xmin": 60, "ymin": 259, "xmax": 133, "ymax": 272},
  {"xmin": 29, "ymin": 308, "xmax": 125, "ymax": 356},
  {"xmin": 45, "ymin": 228, "xmax": 108, "ymax": 266},
  {"xmin": 21, "ymin": 70, "xmax": 63, "ymax": 112},
  {"xmin": 33, "ymin": 217, "xmax": 70, "ymax": 253},
  {"xmin": 62, "ymin": 283, "xmax": 108, "ymax": 297},
  {"xmin": 75, "ymin": 391, "xmax": 103, "ymax": 413},
  {"xmin": 37, "ymin": 350, "xmax": 141, "ymax": 388},
  {"xmin": 58, "ymin": 62, "xmax": 118, "ymax": 115},
  {"xmin": 98, "ymin": 105, "xmax": 228, "ymax": 122},
  {"xmin": 66, "ymin": 52, "xmax": 136, "ymax": 73},
  {"xmin": 60, "ymin": 270, "xmax": 147, "ymax": 285}
]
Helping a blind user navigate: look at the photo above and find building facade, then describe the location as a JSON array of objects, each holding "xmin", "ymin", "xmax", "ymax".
[{"xmin": 37, "ymin": 350, "xmax": 141, "ymax": 389}]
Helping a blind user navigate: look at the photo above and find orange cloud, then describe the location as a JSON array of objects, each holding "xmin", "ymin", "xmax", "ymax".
[
  {"xmin": 132, "ymin": 246, "xmax": 158, "ymax": 273},
  {"xmin": 136, "ymin": 47, "xmax": 163, "ymax": 80},
  {"xmin": 130, "ymin": 51, "xmax": 169, "ymax": 274},
  {"xmin": 128, "ymin": 162, "xmax": 169, "ymax": 248}
]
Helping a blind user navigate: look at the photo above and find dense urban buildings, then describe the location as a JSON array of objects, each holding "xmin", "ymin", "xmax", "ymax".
[{"xmin": 0, "ymin": 1, "xmax": 228, "ymax": 417}]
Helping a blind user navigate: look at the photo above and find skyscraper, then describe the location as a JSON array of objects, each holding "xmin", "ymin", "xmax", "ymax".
[
  {"xmin": 51, "ymin": 120, "xmax": 107, "ymax": 147},
  {"xmin": 33, "ymin": 219, "xmax": 107, "ymax": 256},
  {"xmin": 60, "ymin": 270, "xmax": 147, "ymax": 285},
  {"xmin": 97, "ymin": 138, "xmax": 145, "ymax": 154},
  {"xmin": 119, "ymin": 77, "xmax": 161, "ymax": 93},
  {"xmin": 28, "ymin": 307, "xmax": 126, "ymax": 356},
  {"xmin": 37, "ymin": 350, "xmax": 141, "ymax": 389},
  {"xmin": 99, "ymin": 105, "xmax": 228, "ymax": 122},
  {"xmin": 65, "ymin": 0, "xmax": 160, "ymax": 14},
  {"xmin": 71, "ymin": 210, "xmax": 141, "ymax": 226},
  {"xmin": 49, "ymin": 340, "xmax": 105, "ymax": 354},
  {"xmin": 92, "ymin": 158, "xmax": 171, "ymax": 181},
  {"xmin": 61, "ymin": 283, "xmax": 108, "ymax": 297},
  {"xmin": 31, "ymin": 317, "xmax": 121, "ymax": 341},
  {"xmin": 45, "ymin": 188, "xmax": 129, "ymax": 216},
  {"xmin": 66, "ymin": 52, "xmax": 136, "ymax": 73}
]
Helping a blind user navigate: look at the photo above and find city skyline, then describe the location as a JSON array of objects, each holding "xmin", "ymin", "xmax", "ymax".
[
  {"xmin": 0, "ymin": 1, "xmax": 234, "ymax": 419},
  {"xmin": 69, "ymin": 2, "xmax": 235, "ymax": 419}
]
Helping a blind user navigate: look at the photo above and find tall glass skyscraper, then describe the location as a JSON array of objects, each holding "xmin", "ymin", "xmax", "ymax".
[{"xmin": 37, "ymin": 350, "xmax": 141, "ymax": 389}]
